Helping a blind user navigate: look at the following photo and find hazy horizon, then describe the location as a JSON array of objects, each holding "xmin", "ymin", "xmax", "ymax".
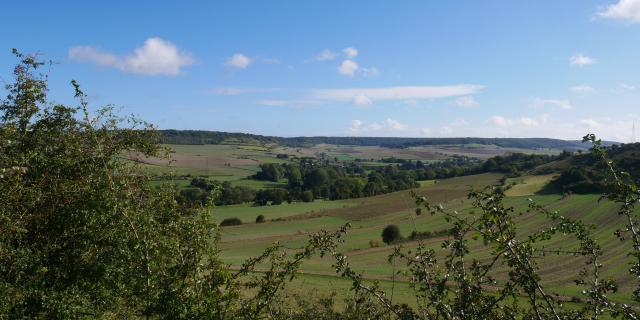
[{"xmin": 159, "ymin": 128, "xmax": 611, "ymax": 142}]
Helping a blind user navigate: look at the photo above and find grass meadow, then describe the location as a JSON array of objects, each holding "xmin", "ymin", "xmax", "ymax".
[{"xmin": 140, "ymin": 143, "xmax": 637, "ymax": 307}]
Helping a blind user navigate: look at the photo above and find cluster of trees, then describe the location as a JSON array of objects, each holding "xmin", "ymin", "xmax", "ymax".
[
  {"xmin": 481, "ymin": 152, "xmax": 568, "ymax": 175},
  {"xmin": 542, "ymin": 143, "xmax": 640, "ymax": 194},
  {"xmin": 254, "ymin": 188, "xmax": 288, "ymax": 205},
  {"xmin": 391, "ymin": 156, "xmax": 483, "ymax": 180},
  {"xmin": 180, "ymin": 151, "xmax": 569, "ymax": 207},
  {"xmin": 372, "ymin": 153, "xmax": 562, "ymax": 182},
  {"xmin": 160, "ymin": 129, "xmax": 278, "ymax": 145},
  {"xmin": 380, "ymin": 224, "xmax": 454, "ymax": 245},
  {"xmin": 178, "ymin": 178, "xmax": 255, "ymax": 206},
  {"xmin": 253, "ymin": 163, "xmax": 284, "ymax": 181},
  {"xmin": 253, "ymin": 161, "xmax": 421, "ymax": 203}
]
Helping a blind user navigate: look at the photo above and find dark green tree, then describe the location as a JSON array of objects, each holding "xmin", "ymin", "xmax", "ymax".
[{"xmin": 381, "ymin": 225, "xmax": 401, "ymax": 245}]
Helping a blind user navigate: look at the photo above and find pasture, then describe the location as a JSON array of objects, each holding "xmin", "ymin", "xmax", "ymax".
[
  {"xmin": 138, "ymin": 142, "xmax": 562, "ymax": 188},
  {"xmin": 216, "ymin": 173, "xmax": 638, "ymax": 306},
  {"xmin": 135, "ymin": 142, "xmax": 636, "ymax": 306}
]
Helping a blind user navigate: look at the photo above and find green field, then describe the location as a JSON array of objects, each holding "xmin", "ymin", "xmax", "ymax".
[
  {"xmin": 137, "ymin": 142, "xmax": 637, "ymax": 307},
  {"xmin": 141, "ymin": 142, "xmax": 562, "ymax": 188},
  {"xmin": 215, "ymin": 172, "xmax": 638, "ymax": 306}
]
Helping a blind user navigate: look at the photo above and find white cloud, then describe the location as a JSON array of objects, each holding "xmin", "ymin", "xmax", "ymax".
[
  {"xmin": 256, "ymin": 99, "xmax": 322, "ymax": 108},
  {"xmin": 519, "ymin": 117, "xmax": 539, "ymax": 127},
  {"xmin": 208, "ymin": 87, "xmax": 280, "ymax": 95},
  {"xmin": 256, "ymin": 99, "xmax": 288, "ymax": 106},
  {"xmin": 489, "ymin": 114, "xmax": 549, "ymax": 128},
  {"xmin": 338, "ymin": 59, "xmax": 359, "ymax": 76},
  {"xmin": 570, "ymin": 85, "xmax": 596, "ymax": 94},
  {"xmin": 454, "ymin": 96, "xmax": 479, "ymax": 107},
  {"xmin": 315, "ymin": 49, "xmax": 338, "ymax": 61},
  {"xmin": 351, "ymin": 94, "xmax": 373, "ymax": 107},
  {"xmin": 348, "ymin": 120, "xmax": 364, "ymax": 132},
  {"xmin": 315, "ymin": 47, "xmax": 375, "ymax": 77},
  {"xmin": 311, "ymin": 85, "xmax": 484, "ymax": 105},
  {"xmin": 569, "ymin": 53, "xmax": 596, "ymax": 66},
  {"xmin": 579, "ymin": 119, "xmax": 601, "ymax": 128},
  {"xmin": 598, "ymin": 0, "xmax": 640, "ymax": 23},
  {"xmin": 490, "ymin": 116, "xmax": 512, "ymax": 127},
  {"xmin": 69, "ymin": 47, "xmax": 118, "ymax": 66},
  {"xmin": 69, "ymin": 37, "xmax": 194, "ymax": 76},
  {"xmin": 361, "ymin": 67, "xmax": 380, "ymax": 76},
  {"xmin": 343, "ymin": 47, "xmax": 358, "ymax": 59},
  {"xmin": 620, "ymin": 83, "xmax": 637, "ymax": 91},
  {"xmin": 533, "ymin": 98, "xmax": 573, "ymax": 110},
  {"xmin": 347, "ymin": 118, "xmax": 409, "ymax": 134},
  {"xmin": 385, "ymin": 118, "xmax": 409, "ymax": 131},
  {"xmin": 226, "ymin": 53, "xmax": 252, "ymax": 69}
]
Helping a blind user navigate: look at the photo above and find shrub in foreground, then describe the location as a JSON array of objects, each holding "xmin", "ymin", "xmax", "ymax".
[{"xmin": 0, "ymin": 51, "xmax": 348, "ymax": 319}]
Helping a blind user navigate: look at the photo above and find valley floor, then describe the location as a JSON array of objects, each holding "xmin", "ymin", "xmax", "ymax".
[{"xmin": 216, "ymin": 173, "xmax": 639, "ymax": 306}]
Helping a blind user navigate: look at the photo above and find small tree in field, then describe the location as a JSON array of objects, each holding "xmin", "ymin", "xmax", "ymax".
[
  {"xmin": 220, "ymin": 217, "xmax": 243, "ymax": 226},
  {"xmin": 382, "ymin": 225, "xmax": 401, "ymax": 244},
  {"xmin": 256, "ymin": 214, "xmax": 266, "ymax": 223},
  {"xmin": 301, "ymin": 190, "xmax": 314, "ymax": 202}
]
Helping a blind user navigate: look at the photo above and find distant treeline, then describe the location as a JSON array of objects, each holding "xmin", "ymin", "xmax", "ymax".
[
  {"xmin": 376, "ymin": 153, "xmax": 564, "ymax": 180},
  {"xmin": 159, "ymin": 130, "xmax": 597, "ymax": 150},
  {"xmin": 179, "ymin": 160, "xmax": 421, "ymax": 207},
  {"xmin": 254, "ymin": 161, "xmax": 420, "ymax": 203}
]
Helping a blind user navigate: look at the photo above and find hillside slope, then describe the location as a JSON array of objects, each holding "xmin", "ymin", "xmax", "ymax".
[{"xmin": 160, "ymin": 129, "xmax": 602, "ymax": 150}]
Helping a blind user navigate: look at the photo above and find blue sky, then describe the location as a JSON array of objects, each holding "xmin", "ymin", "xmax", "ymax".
[{"xmin": 1, "ymin": 0, "xmax": 640, "ymax": 141}]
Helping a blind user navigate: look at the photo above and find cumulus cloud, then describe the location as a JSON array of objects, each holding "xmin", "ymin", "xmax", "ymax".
[
  {"xmin": 533, "ymin": 98, "xmax": 573, "ymax": 110},
  {"xmin": 348, "ymin": 120, "xmax": 364, "ymax": 132},
  {"xmin": 570, "ymin": 85, "xmax": 596, "ymax": 94},
  {"xmin": 490, "ymin": 116, "xmax": 511, "ymax": 127},
  {"xmin": 69, "ymin": 37, "xmax": 194, "ymax": 76},
  {"xmin": 318, "ymin": 46, "xmax": 377, "ymax": 77},
  {"xmin": 311, "ymin": 85, "xmax": 484, "ymax": 105},
  {"xmin": 489, "ymin": 114, "xmax": 549, "ymax": 128},
  {"xmin": 569, "ymin": 53, "xmax": 596, "ymax": 66},
  {"xmin": 338, "ymin": 59, "xmax": 359, "ymax": 76},
  {"xmin": 343, "ymin": 47, "xmax": 359, "ymax": 59},
  {"xmin": 454, "ymin": 96, "xmax": 479, "ymax": 107},
  {"xmin": 598, "ymin": 0, "xmax": 640, "ymax": 23},
  {"xmin": 226, "ymin": 53, "xmax": 252, "ymax": 69},
  {"xmin": 386, "ymin": 118, "xmax": 409, "ymax": 131},
  {"xmin": 347, "ymin": 118, "xmax": 408, "ymax": 133}
]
